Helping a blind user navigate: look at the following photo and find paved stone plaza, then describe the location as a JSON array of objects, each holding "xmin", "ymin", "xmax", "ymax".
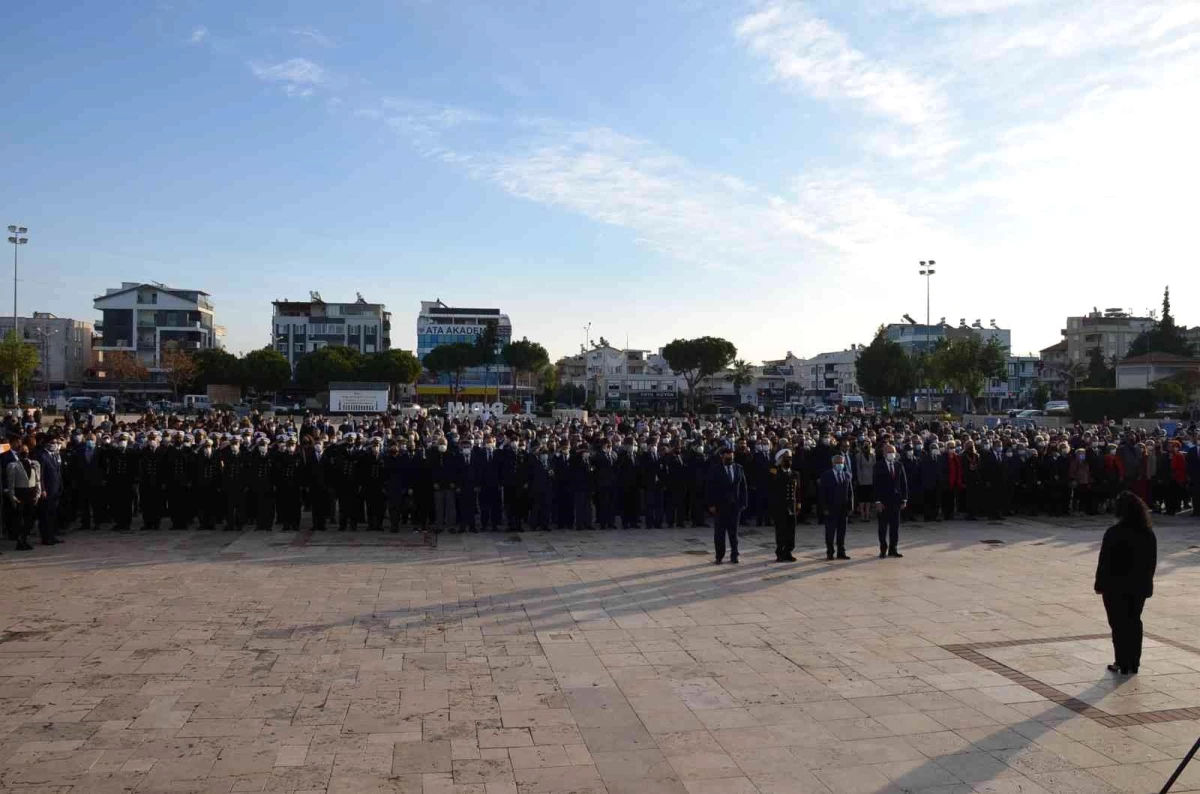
[{"xmin": 2, "ymin": 515, "xmax": 1200, "ymax": 794}]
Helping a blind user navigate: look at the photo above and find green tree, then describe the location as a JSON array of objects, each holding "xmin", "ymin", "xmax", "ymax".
[
  {"xmin": 501, "ymin": 338, "xmax": 551, "ymax": 401},
  {"xmin": 1152, "ymin": 379, "xmax": 1187, "ymax": 407},
  {"xmin": 191, "ymin": 348, "xmax": 242, "ymax": 389},
  {"xmin": 855, "ymin": 328, "xmax": 917, "ymax": 407},
  {"xmin": 1033, "ymin": 383, "xmax": 1051, "ymax": 409},
  {"xmin": 928, "ymin": 335, "xmax": 1008, "ymax": 411},
  {"xmin": 472, "ymin": 324, "xmax": 501, "ymax": 402},
  {"xmin": 360, "ymin": 350, "xmax": 422, "ymax": 401},
  {"xmin": 1126, "ymin": 286, "xmax": 1194, "ymax": 358},
  {"xmin": 727, "ymin": 359, "xmax": 754, "ymax": 405},
  {"xmin": 662, "ymin": 336, "xmax": 737, "ymax": 411},
  {"xmin": 294, "ymin": 345, "xmax": 362, "ymax": 394},
  {"xmin": 422, "ymin": 342, "xmax": 477, "ymax": 402},
  {"xmin": 0, "ymin": 331, "xmax": 40, "ymax": 402},
  {"xmin": 241, "ymin": 347, "xmax": 293, "ymax": 395},
  {"xmin": 1085, "ymin": 346, "xmax": 1114, "ymax": 387},
  {"xmin": 538, "ymin": 361, "xmax": 560, "ymax": 403}
]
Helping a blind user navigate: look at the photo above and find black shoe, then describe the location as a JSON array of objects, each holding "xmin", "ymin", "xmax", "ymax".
[
  {"xmin": 1106, "ymin": 664, "xmax": 1124, "ymax": 674},
  {"xmin": 836, "ymin": 552, "xmax": 850, "ymax": 560},
  {"xmin": 880, "ymin": 550, "xmax": 887, "ymax": 558},
  {"xmin": 730, "ymin": 557, "xmax": 739, "ymax": 565},
  {"xmin": 783, "ymin": 555, "xmax": 797, "ymax": 562},
  {"xmin": 15, "ymin": 541, "xmax": 32, "ymax": 551},
  {"xmin": 888, "ymin": 550, "xmax": 903, "ymax": 558},
  {"xmin": 714, "ymin": 558, "xmax": 723, "ymax": 565},
  {"xmin": 827, "ymin": 551, "xmax": 835, "ymax": 560}
]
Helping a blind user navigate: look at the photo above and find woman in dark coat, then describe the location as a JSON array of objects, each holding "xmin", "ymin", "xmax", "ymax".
[{"xmin": 1095, "ymin": 491, "xmax": 1157, "ymax": 675}]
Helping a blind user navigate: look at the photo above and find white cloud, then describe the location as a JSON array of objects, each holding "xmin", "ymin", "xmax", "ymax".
[
  {"xmin": 189, "ymin": 26, "xmax": 207, "ymax": 44},
  {"xmin": 736, "ymin": 2, "xmax": 948, "ymax": 128},
  {"xmin": 290, "ymin": 26, "xmax": 334, "ymax": 47},
  {"xmin": 249, "ymin": 57, "xmax": 326, "ymax": 97}
]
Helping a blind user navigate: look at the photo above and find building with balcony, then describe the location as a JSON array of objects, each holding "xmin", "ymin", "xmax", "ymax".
[
  {"xmin": 415, "ymin": 299, "xmax": 515, "ymax": 401},
  {"xmin": 0, "ymin": 313, "xmax": 95, "ymax": 393},
  {"xmin": 886, "ymin": 319, "xmax": 1012, "ymax": 354},
  {"xmin": 798, "ymin": 348, "xmax": 861, "ymax": 400},
  {"xmin": 272, "ymin": 293, "xmax": 391, "ymax": 371},
  {"xmin": 1063, "ymin": 308, "xmax": 1155, "ymax": 364},
  {"xmin": 93, "ymin": 282, "xmax": 216, "ymax": 369}
]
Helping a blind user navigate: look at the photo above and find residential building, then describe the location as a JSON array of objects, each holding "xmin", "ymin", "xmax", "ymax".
[
  {"xmin": 1115, "ymin": 353, "xmax": 1200, "ymax": 390},
  {"xmin": 94, "ymin": 282, "xmax": 216, "ymax": 369},
  {"xmin": 272, "ymin": 293, "xmax": 391, "ymax": 370},
  {"xmin": 798, "ymin": 348, "xmax": 860, "ymax": 400},
  {"xmin": 1063, "ymin": 308, "xmax": 1155, "ymax": 364},
  {"xmin": 1184, "ymin": 326, "xmax": 1200, "ymax": 353},
  {"xmin": 415, "ymin": 299, "xmax": 514, "ymax": 401},
  {"xmin": 0, "ymin": 313, "xmax": 95, "ymax": 392},
  {"xmin": 1039, "ymin": 340, "xmax": 1069, "ymax": 396},
  {"xmin": 558, "ymin": 345, "xmax": 682, "ymax": 410},
  {"xmin": 887, "ymin": 319, "xmax": 1012, "ymax": 355}
]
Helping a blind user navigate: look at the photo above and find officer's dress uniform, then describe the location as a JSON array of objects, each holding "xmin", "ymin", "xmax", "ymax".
[{"xmin": 769, "ymin": 460, "xmax": 801, "ymax": 562}]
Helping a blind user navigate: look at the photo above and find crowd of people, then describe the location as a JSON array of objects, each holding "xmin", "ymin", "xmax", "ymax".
[{"xmin": 3, "ymin": 407, "xmax": 1199, "ymax": 561}]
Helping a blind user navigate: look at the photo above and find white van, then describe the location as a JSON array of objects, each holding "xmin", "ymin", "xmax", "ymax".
[
  {"xmin": 183, "ymin": 394, "xmax": 211, "ymax": 411},
  {"xmin": 843, "ymin": 395, "xmax": 865, "ymax": 410}
]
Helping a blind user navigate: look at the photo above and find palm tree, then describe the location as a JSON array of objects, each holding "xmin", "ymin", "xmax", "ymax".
[{"xmin": 728, "ymin": 359, "xmax": 754, "ymax": 405}]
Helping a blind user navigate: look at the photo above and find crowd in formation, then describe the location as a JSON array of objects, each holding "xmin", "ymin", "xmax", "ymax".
[{"xmin": 3, "ymin": 407, "xmax": 1199, "ymax": 557}]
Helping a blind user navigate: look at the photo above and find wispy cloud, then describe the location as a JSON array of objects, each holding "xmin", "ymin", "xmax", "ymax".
[
  {"xmin": 249, "ymin": 57, "xmax": 326, "ymax": 97},
  {"xmin": 736, "ymin": 2, "xmax": 948, "ymax": 128},
  {"xmin": 189, "ymin": 26, "xmax": 208, "ymax": 44},
  {"xmin": 290, "ymin": 26, "xmax": 334, "ymax": 47}
]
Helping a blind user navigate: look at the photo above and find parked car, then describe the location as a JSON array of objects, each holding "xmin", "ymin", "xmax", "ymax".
[
  {"xmin": 66, "ymin": 396, "xmax": 97, "ymax": 412},
  {"xmin": 1044, "ymin": 400, "xmax": 1070, "ymax": 415},
  {"xmin": 811, "ymin": 404, "xmax": 836, "ymax": 416},
  {"xmin": 1015, "ymin": 409, "xmax": 1045, "ymax": 419}
]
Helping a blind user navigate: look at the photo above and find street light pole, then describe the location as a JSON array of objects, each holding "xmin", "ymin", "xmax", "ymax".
[
  {"xmin": 6, "ymin": 225, "xmax": 29, "ymax": 406},
  {"xmin": 918, "ymin": 260, "xmax": 936, "ymax": 411}
]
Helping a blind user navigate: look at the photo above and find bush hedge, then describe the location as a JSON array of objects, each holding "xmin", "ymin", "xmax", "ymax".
[{"xmin": 1068, "ymin": 388, "xmax": 1155, "ymax": 422}]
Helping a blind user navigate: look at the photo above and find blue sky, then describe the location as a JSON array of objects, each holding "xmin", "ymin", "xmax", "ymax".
[{"xmin": 3, "ymin": 0, "xmax": 1198, "ymax": 361}]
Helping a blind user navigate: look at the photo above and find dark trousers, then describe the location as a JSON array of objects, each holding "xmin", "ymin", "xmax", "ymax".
[
  {"xmin": 142, "ymin": 486, "xmax": 165, "ymax": 530},
  {"xmin": 713, "ymin": 511, "xmax": 740, "ymax": 561},
  {"xmin": 774, "ymin": 513, "xmax": 795, "ymax": 558},
  {"xmin": 877, "ymin": 506, "xmax": 900, "ymax": 552},
  {"xmin": 530, "ymin": 489, "xmax": 553, "ymax": 530},
  {"xmin": 479, "ymin": 486, "xmax": 501, "ymax": 529},
  {"xmin": 37, "ymin": 494, "xmax": 60, "ymax": 543},
  {"xmin": 310, "ymin": 487, "xmax": 330, "ymax": 530},
  {"xmin": 824, "ymin": 510, "xmax": 847, "ymax": 553},
  {"xmin": 226, "ymin": 487, "xmax": 247, "ymax": 530},
  {"xmin": 456, "ymin": 488, "xmax": 476, "ymax": 531},
  {"xmin": 338, "ymin": 490, "xmax": 361, "ymax": 529},
  {"xmin": 255, "ymin": 492, "xmax": 275, "ymax": 531},
  {"xmin": 941, "ymin": 488, "xmax": 957, "ymax": 521},
  {"xmin": 79, "ymin": 485, "xmax": 109, "ymax": 528},
  {"xmin": 595, "ymin": 488, "xmax": 616, "ymax": 528},
  {"xmin": 109, "ymin": 486, "xmax": 134, "ymax": 530},
  {"xmin": 572, "ymin": 491, "xmax": 593, "ymax": 530},
  {"xmin": 364, "ymin": 493, "xmax": 385, "ymax": 531},
  {"xmin": 753, "ymin": 487, "xmax": 769, "ymax": 526},
  {"xmin": 199, "ymin": 487, "xmax": 223, "ymax": 528},
  {"xmin": 13, "ymin": 488, "xmax": 37, "ymax": 545},
  {"xmin": 922, "ymin": 489, "xmax": 939, "ymax": 521},
  {"xmin": 644, "ymin": 487, "xmax": 663, "ymax": 528},
  {"xmin": 1103, "ymin": 592, "xmax": 1146, "ymax": 671},
  {"xmin": 279, "ymin": 488, "xmax": 302, "ymax": 529},
  {"xmin": 505, "ymin": 486, "xmax": 526, "ymax": 530},
  {"xmin": 169, "ymin": 485, "xmax": 192, "ymax": 529}
]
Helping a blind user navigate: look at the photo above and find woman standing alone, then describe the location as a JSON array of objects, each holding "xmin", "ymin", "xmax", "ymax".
[{"xmin": 1094, "ymin": 491, "xmax": 1157, "ymax": 675}]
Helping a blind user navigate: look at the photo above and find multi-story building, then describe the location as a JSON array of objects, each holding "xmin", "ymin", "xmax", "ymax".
[
  {"xmin": 798, "ymin": 348, "xmax": 860, "ymax": 399},
  {"xmin": 557, "ymin": 345, "xmax": 682, "ymax": 410},
  {"xmin": 415, "ymin": 300, "xmax": 514, "ymax": 401},
  {"xmin": 0, "ymin": 312, "xmax": 95, "ymax": 392},
  {"xmin": 886, "ymin": 320, "xmax": 1012, "ymax": 354},
  {"xmin": 94, "ymin": 282, "xmax": 216, "ymax": 369},
  {"xmin": 272, "ymin": 293, "xmax": 391, "ymax": 370},
  {"xmin": 1063, "ymin": 308, "xmax": 1155, "ymax": 364},
  {"xmin": 1184, "ymin": 326, "xmax": 1200, "ymax": 353}
]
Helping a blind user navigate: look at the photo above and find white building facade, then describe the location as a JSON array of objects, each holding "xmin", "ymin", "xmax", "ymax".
[
  {"xmin": 273, "ymin": 295, "xmax": 391, "ymax": 370},
  {"xmin": 0, "ymin": 312, "xmax": 95, "ymax": 391},
  {"xmin": 94, "ymin": 282, "xmax": 216, "ymax": 369},
  {"xmin": 1063, "ymin": 309, "xmax": 1155, "ymax": 364}
]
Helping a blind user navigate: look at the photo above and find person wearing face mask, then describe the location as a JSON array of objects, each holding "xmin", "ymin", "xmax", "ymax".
[
  {"xmin": 274, "ymin": 441, "xmax": 304, "ymax": 532},
  {"xmin": 357, "ymin": 442, "xmax": 387, "ymax": 532},
  {"xmin": 137, "ymin": 433, "xmax": 167, "ymax": 530},
  {"xmin": 32, "ymin": 434, "xmax": 64, "ymax": 546},
  {"xmin": 617, "ymin": 439, "xmax": 641, "ymax": 530},
  {"xmin": 592, "ymin": 440, "xmax": 618, "ymax": 530},
  {"xmin": 5, "ymin": 441, "xmax": 42, "ymax": 551},
  {"xmin": 551, "ymin": 444, "xmax": 574, "ymax": 530},
  {"xmin": 568, "ymin": 443, "xmax": 595, "ymax": 531},
  {"xmin": 248, "ymin": 439, "xmax": 276, "ymax": 531},
  {"xmin": 769, "ymin": 449, "xmax": 800, "ymax": 562},
  {"xmin": 706, "ymin": 446, "xmax": 747, "ymax": 564},
  {"xmin": 333, "ymin": 437, "xmax": 363, "ymax": 531},
  {"xmin": 196, "ymin": 441, "xmax": 224, "ymax": 530},
  {"xmin": 221, "ymin": 436, "xmax": 250, "ymax": 531},
  {"xmin": 303, "ymin": 439, "xmax": 332, "ymax": 531},
  {"xmin": 451, "ymin": 439, "xmax": 477, "ymax": 534},
  {"xmin": 528, "ymin": 446, "xmax": 555, "ymax": 532},
  {"xmin": 471, "ymin": 437, "xmax": 503, "ymax": 532},
  {"xmin": 638, "ymin": 439, "xmax": 665, "ymax": 529},
  {"xmin": 872, "ymin": 444, "xmax": 908, "ymax": 558},
  {"xmin": 819, "ymin": 453, "xmax": 854, "ymax": 560},
  {"xmin": 748, "ymin": 441, "xmax": 772, "ymax": 529},
  {"xmin": 162, "ymin": 433, "xmax": 193, "ymax": 531},
  {"xmin": 105, "ymin": 434, "xmax": 136, "ymax": 532},
  {"xmin": 73, "ymin": 433, "xmax": 108, "ymax": 530},
  {"xmin": 503, "ymin": 441, "xmax": 531, "ymax": 532},
  {"xmin": 416, "ymin": 441, "xmax": 443, "ymax": 533},
  {"xmin": 1069, "ymin": 444, "xmax": 1094, "ymax": 516},
  {"xmin": 979, "ymin": 439, "xmax": 1005, "ymax": 522},
  {"xmin": 917, "ymin": 444, "xmax": 941, "ymax": 522}
]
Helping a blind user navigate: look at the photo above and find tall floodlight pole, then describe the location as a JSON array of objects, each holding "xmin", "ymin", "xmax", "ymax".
[
  {"xmin": 7, "ymin": 225, "xmax": 29, "ymax": 406},
  {"xmin": 919, "ymin": 260, "xmax": 936, "ymax": 411}
]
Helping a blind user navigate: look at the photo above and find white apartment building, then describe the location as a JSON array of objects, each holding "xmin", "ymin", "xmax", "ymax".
[
  {"xmin": 273, "ymin": 293, "xmax": 391, "ymax": 370},
  {"xmin": 558, "ymin": 345, "xmax": 683, "ymax": 409},
  {"xmin": 1063, "ymin": 308, "xmax": 1155, "ymax": 364},
  {"xmin": 94, "ymin": 282, "xmax": 216, "ymax": 369},
  {"xmin": 798, "ymin": 348, "xmax": 861, "ymax": 398}
]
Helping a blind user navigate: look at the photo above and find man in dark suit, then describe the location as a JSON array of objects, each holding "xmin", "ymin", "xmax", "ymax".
[
  {"xmin": 769, "ymin": 449, "xmax": 801, "ymax": 562},
  {"xmin": 706, "ymin": 445, "xmax": 747, "ymax": 564},
  {"xmin": 32, "ymin": 434, "xmax": 64, "ymax": 545},
  {"xmin": 471, "ymin": 437, "xmax": 503, "ymax": 531},
  {"xmin": 819, "ymin": 452, "xmax": 855, "ymax": 560},
  {"xmin": 873, "ymin": 443, "xmax": 909, "ymax": 558}
]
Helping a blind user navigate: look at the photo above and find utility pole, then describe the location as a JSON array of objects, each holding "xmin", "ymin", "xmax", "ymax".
[
  {"xmin": 919, "ymin": 260, "xmax": 936, "ymax": 412},
  {"xmin": 7, "ymin": 225, "xmax": 29, "ymax": 406}
]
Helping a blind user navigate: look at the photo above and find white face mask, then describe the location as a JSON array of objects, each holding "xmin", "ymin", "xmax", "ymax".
[{"xmin": 258, "ymin": 445, "xmax": 268, "ymax": 455}]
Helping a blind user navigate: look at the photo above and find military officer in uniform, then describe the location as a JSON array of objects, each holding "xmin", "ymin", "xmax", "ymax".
[
  {"xmin": 196, "ymin": 439, "xmax": 224, "ymax": 529},
  {"xmin": 769, "ymin": 448, "xmax": 801, "ymax": 562}
]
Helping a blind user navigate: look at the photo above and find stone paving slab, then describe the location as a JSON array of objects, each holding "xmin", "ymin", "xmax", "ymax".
[{"xmin": 1, "ymin": 515, "xmax": 1200, "ymax": 793}]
